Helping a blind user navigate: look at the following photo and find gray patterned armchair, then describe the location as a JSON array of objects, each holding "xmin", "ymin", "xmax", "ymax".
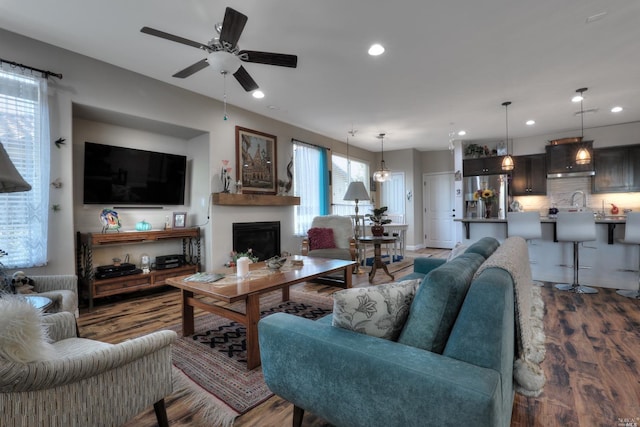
[
  {"xmin": 29, "ymin": 275, "xmax": 79, "ymax": 317},
  {"xmin": 0, "ymin": 311, "xmax": 176, "ymax": 427}
]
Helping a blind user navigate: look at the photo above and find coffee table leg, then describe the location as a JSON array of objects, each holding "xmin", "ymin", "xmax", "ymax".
[
  {"xmin": 344, "ymin": 264, "xmax": 353, "ymax": 288},
  {"xmin": 246, "ymin": 294, "xmax": 261, "ymax": 370},
  {"xmin": 282, "ymin": 286, "xmax": 290, "ymax": 301},
  {"xmin": 182, "ymin": 289, "xmax": 195, "ymax": 337}
]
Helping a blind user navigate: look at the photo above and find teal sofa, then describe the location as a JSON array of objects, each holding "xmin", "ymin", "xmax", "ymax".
[{"xmin": 259, "ymin": 237, "xmax": 515, "ymax": 427}]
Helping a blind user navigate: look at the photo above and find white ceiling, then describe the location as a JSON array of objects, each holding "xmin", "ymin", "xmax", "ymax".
[{"xmin": 1, "ymin": 0, "xmax": 639, "ymax": 152}]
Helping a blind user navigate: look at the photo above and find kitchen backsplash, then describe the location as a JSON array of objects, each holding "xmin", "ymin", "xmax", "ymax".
[{"xmin": 511, "ymin": 176, "xmax": 640, "ymax": 214}]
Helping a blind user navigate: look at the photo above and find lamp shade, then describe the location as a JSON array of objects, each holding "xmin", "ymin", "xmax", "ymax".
[
  {"xmin": 343, "ymin": 181, "xmax": 370, "ymax": 202},
  {"xmin": 0, "ymin": 143, "xmax": 31, "ymax": 193}
]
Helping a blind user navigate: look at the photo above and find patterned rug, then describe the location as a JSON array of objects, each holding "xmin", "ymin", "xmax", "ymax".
[{"xmin": 169, "ymin": 289, "xmax": 333, "ymax": 427}]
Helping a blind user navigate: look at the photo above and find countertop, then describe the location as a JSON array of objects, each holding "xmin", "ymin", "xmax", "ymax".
[
  {"xmin": 456, "ymin": 215, "xmax": 626, "ymax": 244},
  {"xmin": 456, "ymin": 216, "xmax": 627, "ymax": 224}
]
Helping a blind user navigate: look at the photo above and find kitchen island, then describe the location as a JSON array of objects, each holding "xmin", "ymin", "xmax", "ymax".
[{"xmin": 456, "ymin": 216, "xmax": 635, "ymax": 290}]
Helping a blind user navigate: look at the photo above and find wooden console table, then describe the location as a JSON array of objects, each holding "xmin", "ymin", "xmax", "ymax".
[{"xmin": 76, "ymin": 228, "xmax": 201, "ymax": 309}]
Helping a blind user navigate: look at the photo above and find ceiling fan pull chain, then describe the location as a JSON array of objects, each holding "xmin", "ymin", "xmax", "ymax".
[{"xmin": 222, "ymin": 71, "xmax": 229, "ymax": 121}]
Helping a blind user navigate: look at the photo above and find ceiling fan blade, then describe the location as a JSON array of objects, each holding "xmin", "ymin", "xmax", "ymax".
[
  {"xmin": 172, "ymin": 59, "xmax": 209, "ymax": 78},
  {"xmin": 233, "ymin": 66, "xmax": 259, "ymax": 92},
  {"xmin": 239, "ymin": 50, "xmax": 298, "ymax": 68},
  {"xmin": 140, "ymin": 26, "xmax": 207, "ymax": 50},
  {"xmin": 219, "ymin": 7, "xmax": 248, "ymax": 48}
]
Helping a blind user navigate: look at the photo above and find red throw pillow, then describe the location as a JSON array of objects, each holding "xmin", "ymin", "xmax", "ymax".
[{"xmin": 308, "ymin": 227, "xmax": 337, "ymax": 250}]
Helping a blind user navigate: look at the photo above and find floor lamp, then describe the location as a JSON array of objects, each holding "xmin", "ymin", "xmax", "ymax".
[{"xmin": 343, "ymin": 181, "xmax": 370, "ymax": 273}]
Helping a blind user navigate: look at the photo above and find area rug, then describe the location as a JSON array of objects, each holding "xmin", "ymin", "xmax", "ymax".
[{"xmin": 169, "ymin": 289, "xmax": 333, "ymax": 427}]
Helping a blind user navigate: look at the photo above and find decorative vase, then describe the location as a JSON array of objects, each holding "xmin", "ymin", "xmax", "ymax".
[
  {"xmin": 371, "ymin": 224, "xmax": 385, "ymax": 236},
  {"xmin": 484, "ymin": 202, "xmax": 493, "ymax": 219}
]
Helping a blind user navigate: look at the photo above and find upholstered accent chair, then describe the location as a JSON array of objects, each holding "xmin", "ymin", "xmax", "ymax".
[
  {"xmin": 0, "ymin": 309, "xmax": 176, "ymax": 426},
  {"xmin": 301, "ymin": 215, "xmax": 356, "ymax": 261},
  {"xmin": 28, "ymin": 275, "xmax": 79, "ymax": 317}
]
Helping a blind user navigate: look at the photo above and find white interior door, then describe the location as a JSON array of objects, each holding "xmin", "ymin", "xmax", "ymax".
[{"xmin": 424, "ymin": 172, "xmax": 456, "ymax": 249}]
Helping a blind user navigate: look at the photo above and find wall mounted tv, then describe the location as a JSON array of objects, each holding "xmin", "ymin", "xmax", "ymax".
[{"xmin": 83, "ymin": 142, "xmax": 187, "ymax": 205}]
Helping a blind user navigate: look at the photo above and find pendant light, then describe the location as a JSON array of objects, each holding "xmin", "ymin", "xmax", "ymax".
[
  {"xmin": 501, "ymin": 101, "xmax": 514, "ymax": 171},
  {"xmin": 574, "ymin": 87, "xmax": 591, "ymax": 165},
  {"xmin": 373, "ymin": 133, "xmax": 391, "ymax": 182}
]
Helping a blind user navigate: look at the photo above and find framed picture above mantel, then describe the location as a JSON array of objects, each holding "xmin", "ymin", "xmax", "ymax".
[{"xmin": 236, "ymin": 126, "xmax": 277, "ymax": 195}]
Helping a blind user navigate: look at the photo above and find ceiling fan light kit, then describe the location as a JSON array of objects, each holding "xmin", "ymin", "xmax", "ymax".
[{"xmin": 141, "ymin": 7, "xmax": 297, "ymax": 93}]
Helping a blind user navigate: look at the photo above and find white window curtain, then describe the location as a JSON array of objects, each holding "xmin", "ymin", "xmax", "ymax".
[
  {"xmin": 0, "ymin": 67, "xmax": 50, "ymax": 268},
  {"xmin": 331, "ymin": 153, "xmax": 372, "ymax": 216},
  {"xmin": 293, "ymin": 141, "xmax": 328, "ymax": 235}
]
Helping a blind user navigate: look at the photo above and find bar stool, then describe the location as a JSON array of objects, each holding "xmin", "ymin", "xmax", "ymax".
[
  {"xmin": 617, "ymin": 212, "xmax": 640, "ymax": 299},
  {"xmin": 507, "ymin": 211, "xmax": 544, "ymax": 286},
  {"xmin": 554, "ymin": 211, "xmax": 598, "ymax": 294}
]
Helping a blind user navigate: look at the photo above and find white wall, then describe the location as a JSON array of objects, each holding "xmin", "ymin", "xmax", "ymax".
[{"xmin": 0, "ymin": 27, "xmax": 360, "ymax": 274}]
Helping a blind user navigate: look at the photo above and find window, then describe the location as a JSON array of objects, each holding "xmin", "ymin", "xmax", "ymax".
[
  {"xmin": 331, "ymin": 153, "xmax": 372, "ymax": 216},
  {"xmin": 0, "ymin": 68, "xmax": 50, "ymax": 268},
  {"xmin": 293, "ymin": 141, "xmax": 329, "ymax": 235}
]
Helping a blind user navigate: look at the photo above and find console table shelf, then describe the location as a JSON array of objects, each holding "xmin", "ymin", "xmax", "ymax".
[
  {"xmin": 212, "ymin": 193, "xmax": 300, "ymax": 206},
  {"xmin": 76, "ymin": 227, "xmax": 201, "ymax": 309}
]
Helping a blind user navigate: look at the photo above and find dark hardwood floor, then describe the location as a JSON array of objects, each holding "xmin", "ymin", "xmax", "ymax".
[{"xmin": 77, "ymin": 248, "xmax": 640, "ymax": 426}]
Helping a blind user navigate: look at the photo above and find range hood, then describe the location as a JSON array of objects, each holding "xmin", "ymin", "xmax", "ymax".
[
  {"xmin": 546, "ymin": 141, "xmax": 596, "ymax": 179},
  {"xmin": 547, "ymin": 170, "xmax": 596, "ymax": 179}
]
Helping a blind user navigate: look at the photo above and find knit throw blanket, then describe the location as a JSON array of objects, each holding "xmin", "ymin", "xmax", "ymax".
[{"xmin": 473, "ymin": 236, "xmax": 546, "ymax": 397}]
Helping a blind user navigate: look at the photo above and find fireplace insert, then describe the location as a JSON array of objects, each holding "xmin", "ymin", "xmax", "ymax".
[{"xmin": 232, "ymin": 221, "xmax": 281, "ymax": 261}]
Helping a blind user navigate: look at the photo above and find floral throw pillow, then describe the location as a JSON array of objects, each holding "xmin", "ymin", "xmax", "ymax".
[
  {"xmin": 332, "ymin": 279, "xmax": 422, "ymax": 341},
  {"xmin": 308, "ymin": 227, "xmax": 337, "ymax": 250}
]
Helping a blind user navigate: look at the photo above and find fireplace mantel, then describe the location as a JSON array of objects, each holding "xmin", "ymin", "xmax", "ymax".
[{"xmin": 212, "ymin": 193, "xmax": 300, "ymax": 206}]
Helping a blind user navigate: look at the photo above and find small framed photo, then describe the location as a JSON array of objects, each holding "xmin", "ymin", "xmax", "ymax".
[
  {"xmin": 236, "ymin": 126, "xmax": 277, "ymax": 194},
  {"xmin": 173, "ymin": 212, "xmax": 187, "ymax": 228}
]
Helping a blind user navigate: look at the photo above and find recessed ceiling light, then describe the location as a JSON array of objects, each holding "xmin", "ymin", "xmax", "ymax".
[
  {"xmin": 368, "ymin": 44, "xmax": 385, "ymax": 56},
  {"xmin": 611, "ymin": 106, "xmax": 623, "ymax": 113},
  {"xmin": 457, "ymin": 130, "xmax": 466, "ymax": 136},
  {"xmin": 252, "ymin": 90, "xmax": 265, "ymax": 99},
  {"xmin": 526, "ymin": 120, "xmax": 535, "ymax": 126}
]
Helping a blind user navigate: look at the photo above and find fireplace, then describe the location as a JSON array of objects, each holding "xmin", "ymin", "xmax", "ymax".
[{"xmin": 232, "ymin": 221, "xmax": 281, "ymax": 261}]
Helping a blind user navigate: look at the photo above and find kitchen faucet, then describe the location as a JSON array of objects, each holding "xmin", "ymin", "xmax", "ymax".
[{"xmin": 570, "ymin": 190, "xmax": 587, "ymax": 208}]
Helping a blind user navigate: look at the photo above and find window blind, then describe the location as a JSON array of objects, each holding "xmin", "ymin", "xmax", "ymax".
[{"xmin": 0, "ymin": 68, "xmax": 50, "ymax": 268}]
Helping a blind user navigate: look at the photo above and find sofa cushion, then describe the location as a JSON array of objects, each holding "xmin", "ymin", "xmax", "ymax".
[
  {"xmin": 310, "ymin": 215, "xmax": 353, "ymax": 249},
  {"xmin": 397, "ymin": 252, "xmax": 485, "ymax": 353},
  {"xmin": 332, "ymin": 279, "xmax": 422, "ymax": 340},
  {"xmin": 446, "ymin": 242, "xmax": 468, "ymax": 261},
  {"xmin": 464, "ymin": 237, "xmax": 500, "ymax": 260},
  {"xmin": 0, "ymin": 294, "xmax": 57, "ymax": 363},
  {"xmin": 308, "ymin": 227, "xmax": 337, "ymax": 250}
]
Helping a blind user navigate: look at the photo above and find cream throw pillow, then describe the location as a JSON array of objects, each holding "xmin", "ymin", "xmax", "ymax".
[
  {"xmin": 332, "ymin": 279, "xmax": 422, "ymax": 340},
  {"xmin": 0, "ymin": 293, "xmax": 57, "ymax": 363}
]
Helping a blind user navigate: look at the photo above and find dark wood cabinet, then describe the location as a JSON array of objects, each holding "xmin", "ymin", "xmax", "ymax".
[
  {"xmin": 593, "ymin": 144, "xmax": 640, "ymax": 193},
  {"xmin": 510, "ymin": 154, "xmax": 547, "ymax": 196},
  {"xmin": 545, "ymin": 141, "xmax": 594, "ymax": 177},
  {"xmin": 463, "ymin": 156, "xmax": 504, "ymax": 176}
]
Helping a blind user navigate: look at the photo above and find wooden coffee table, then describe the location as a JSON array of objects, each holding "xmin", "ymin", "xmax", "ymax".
[{"xmin": 166, "ymin": 256, "xmax": 355, "ymax": 370}]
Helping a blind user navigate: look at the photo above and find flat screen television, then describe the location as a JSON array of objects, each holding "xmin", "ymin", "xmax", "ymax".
[{"xmin": 83, "ymin": 141, "xmax": 186, "ymax": 205}]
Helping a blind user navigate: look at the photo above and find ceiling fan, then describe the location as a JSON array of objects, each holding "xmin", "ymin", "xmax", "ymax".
[{"xmin": 141, "ymin": 7, "xmax": 297, "ymax": 92}]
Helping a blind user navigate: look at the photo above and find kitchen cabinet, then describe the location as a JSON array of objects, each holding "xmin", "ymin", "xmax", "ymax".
[
  {"xmin": 463, "ymin": 156, "xmax": 504, "ymax": 176},
  {"xmin": 545, "ymin": 141, "xmax": 594, "ymax": 176},
  {"xmin": 592, "ymin": 144, "xmax": 640, "ymax": 193},
  {"xmin": 510, "ymin": 154, "xmax": 547, "ymax": 196}
]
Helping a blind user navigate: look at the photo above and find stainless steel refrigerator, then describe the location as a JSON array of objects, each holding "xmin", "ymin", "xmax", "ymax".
[{"xmin": 464, "ymin": 174, "xmax": 509, "ymax": 219}]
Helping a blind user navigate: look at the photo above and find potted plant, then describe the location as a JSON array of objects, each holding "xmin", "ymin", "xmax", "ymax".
[{"xmin": 367, "ymin": 206, "xmax": 392, "ymax": 236}]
